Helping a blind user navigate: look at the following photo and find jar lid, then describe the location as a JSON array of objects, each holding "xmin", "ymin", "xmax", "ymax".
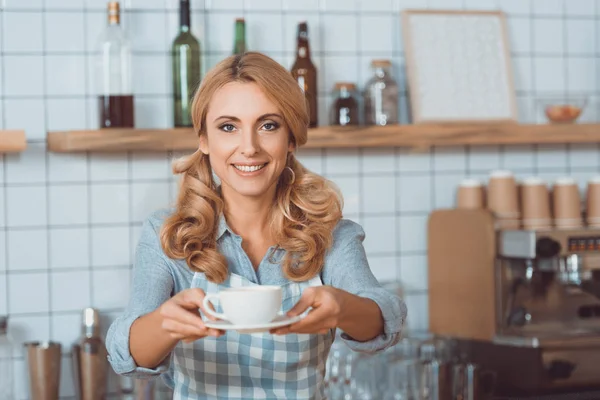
[
  {"xmin": 371, "ymin": 59, "xmax": 392, "ymax": 68},
  {"xmin": 0, "ymin": 316, "xmax": 7, "ymax": 335},
  {"xmin": 334, "ymin": 82, "xmax": 356, "ymax": 91}
]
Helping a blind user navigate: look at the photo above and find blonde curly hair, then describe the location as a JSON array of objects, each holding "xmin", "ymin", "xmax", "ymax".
[{"xmin": 160, "ymin": 52, "xmax": 343, "ymax": 283}]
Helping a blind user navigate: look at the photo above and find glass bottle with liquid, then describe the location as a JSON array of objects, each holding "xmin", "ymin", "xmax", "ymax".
[
  {"xmin": 363, "ymin": 59, "xmax": 399, "ymax": 126},
  {"xmin": 172, "ymin": 0, "xmax": 201, "ymax": 127},
  {"xmin": 96, "ymin": 1, "xmax": 135, "ymax": 128},
  {"xmin": 0, "ymin": 316, "xmax": 14, "ymax": 400},
  {"xmin": 291, "ymin": 22, "xmax": 318, "ymax": 128},
  {"xmin": 233, "ymin": 18, "xmax": 247, "ymax": 55},
  {"xmin": 331, "ymin": 82, "xmax": 359, "ymax": 126}
]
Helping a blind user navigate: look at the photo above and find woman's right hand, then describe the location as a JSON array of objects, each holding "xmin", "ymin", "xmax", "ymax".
[{"xmin": 158, "ymin": 288, "xmax": 225, "ymax": 343}]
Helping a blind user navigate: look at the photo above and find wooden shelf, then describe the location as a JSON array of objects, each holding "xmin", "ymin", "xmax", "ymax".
[
  {"xmin": 47, "ymin": 128, "xmax": 197, "ymax": 153},
  {"xmin": 46, "ymin": 123, "xmax": 600, "ymax": 153},
  {"xmin": 0, "ymin": 130, "xmax": 27, "ymax": 153}
]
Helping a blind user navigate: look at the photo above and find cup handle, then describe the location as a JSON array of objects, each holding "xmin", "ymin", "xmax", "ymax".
[{"xmin": 202, "ymin": 293, "xmax": 228, "ymax": 321}]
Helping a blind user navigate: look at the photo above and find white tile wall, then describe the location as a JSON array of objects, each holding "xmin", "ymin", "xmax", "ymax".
[
  {"xmin": 91, "ymin": 226, "xmax": 131, "ymax": 267},
  {"xmin": 45, "ymin": 13, "xmax": 86, "ymax": 52},
  {"xmin": 3, "ymin": 56, "xmax": 45, "ymax": 96},
  {"xmin": 49, "ymin": 228, "xmax": 90, "ymax": 269},
  {"xmin": 7, "ymin": 229, "xmax": 48, "ymax": 271},
  {"xmin": 3, "ymin": 12, "xmax": 44, "ymax": 53},
  {"xmin": 2, "ymin": 0, "xmax": 600, "ymax": 397}
]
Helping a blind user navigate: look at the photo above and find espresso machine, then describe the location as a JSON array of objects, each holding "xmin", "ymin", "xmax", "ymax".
[{"xmin": 428, "ymin": 209, "xmax": 600, "ymax": 396}]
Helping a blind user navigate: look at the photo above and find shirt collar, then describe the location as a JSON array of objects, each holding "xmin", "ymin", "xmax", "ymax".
[{"xmin": 216, "ymin": 213, "xmax": 229, "ymax": 240}]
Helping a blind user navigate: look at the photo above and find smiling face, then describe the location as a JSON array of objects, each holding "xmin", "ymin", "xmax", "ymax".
[{"xmin": 200, "ymin": 81, "xmax": 295, "ymax": 200}]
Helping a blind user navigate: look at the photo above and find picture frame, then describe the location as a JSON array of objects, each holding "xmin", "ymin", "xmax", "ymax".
[{"xmin": 401, "ymin": 10, "xmax": 518, "ymax": 124}]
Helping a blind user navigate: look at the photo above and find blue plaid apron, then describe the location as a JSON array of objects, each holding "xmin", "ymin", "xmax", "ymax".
[{"xmin": 171, "ymin": 271, "xmax": 334, "ymax": 399}]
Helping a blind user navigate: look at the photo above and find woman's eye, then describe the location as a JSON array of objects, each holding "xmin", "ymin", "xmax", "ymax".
[
  {"xmin": 220, "ymin": 124, "xmax": 236, "ymax": 132},
  {"xmin": 262, "ymin": 122, "xmax": 279, "ymax": 131}
]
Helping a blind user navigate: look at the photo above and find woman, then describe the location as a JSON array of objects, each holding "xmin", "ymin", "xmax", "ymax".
[{"xmin": 106, "ymin": 52, "xmax": 407, "ymax": 399}]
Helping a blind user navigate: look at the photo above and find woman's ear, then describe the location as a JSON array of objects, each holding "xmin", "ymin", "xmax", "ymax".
[
  {"xmin": 199, "ymin": 134, "xmax": 209, "ymax": 155},
  {"xmin": 288, "ymin": 141, "xmax": 296, "ymax": 153}
]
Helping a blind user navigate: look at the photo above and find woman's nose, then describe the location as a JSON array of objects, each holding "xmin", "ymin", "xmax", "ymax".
[{"xmin": 240, "ymin": 130, "xmax": 259, "ymax": 157}]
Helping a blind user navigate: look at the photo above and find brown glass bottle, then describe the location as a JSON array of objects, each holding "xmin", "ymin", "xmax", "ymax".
[
  {"xmin": 291, "ymin": 22, "xmax": 318, "ymax": 128},
  {"xmin": 331, "ymin": 82, "xmax": 359, "ymax": 126}
]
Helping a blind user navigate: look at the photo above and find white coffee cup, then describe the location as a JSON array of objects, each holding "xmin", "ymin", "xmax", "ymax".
[{"xmin": 202, "ymin": 286, "xmax": 283, "ymax": 325}]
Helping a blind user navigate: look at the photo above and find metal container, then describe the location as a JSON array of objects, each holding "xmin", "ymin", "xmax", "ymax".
[{"xmin": 24, "ymin": 341, "xmax": 62, "ymax": 400}]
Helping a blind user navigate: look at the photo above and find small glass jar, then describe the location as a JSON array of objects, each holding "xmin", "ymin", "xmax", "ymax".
[
  {"xmin": 363, "ymin": 59, "xmax": 399, "ymax": 126},
  {"xmin": 331, "ymin": 82, "xmax": 359, "ymax": 126},
  {"xmin": 0, "ymin": 316, "xmax": 14, "ymax": 400}
]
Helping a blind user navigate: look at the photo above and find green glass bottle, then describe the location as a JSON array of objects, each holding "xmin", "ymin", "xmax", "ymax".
[
  {"xmin": 233, "ymin": 18, "xmax": 246, "ymax": 55},
  {"xmin": 172, "ymin": 0, "xmax": 201, "ymax": 127}
]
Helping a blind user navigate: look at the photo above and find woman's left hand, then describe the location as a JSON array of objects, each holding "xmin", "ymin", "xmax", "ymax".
[{"xmin": 270, "ymin": 286, "xmax": 346, "ymax": 335}]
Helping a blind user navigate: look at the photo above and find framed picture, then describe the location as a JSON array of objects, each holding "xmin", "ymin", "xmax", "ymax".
[{"xmin": 401, "ymin": 10, "xmax": 518, "ymax": 124}]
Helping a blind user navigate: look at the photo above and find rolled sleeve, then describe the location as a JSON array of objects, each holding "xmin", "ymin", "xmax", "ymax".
[
  {"xmin": 106, "ymin": 313, "xmax": 170, "ymax": 378},
  {"xmin": 342, "ymin": 287, "xmax": 407, "ymax": 353},
  {"xmin": 105, "ymin": 213, "xmax": 177, "ymax": 379},
  {"xmin": 323, "ymin": 219, "xmax": 408, "ymax": 354}
]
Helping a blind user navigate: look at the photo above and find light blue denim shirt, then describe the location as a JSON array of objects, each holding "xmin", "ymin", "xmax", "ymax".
[{"xmin": 106, "ymin": 209, "xmax": 407, "ymax": 383}]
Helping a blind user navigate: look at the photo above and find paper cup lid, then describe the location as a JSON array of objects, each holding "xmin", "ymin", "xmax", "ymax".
[
  {"xmin": 490, "ymin": 170, "xmax": 513, "ymax": 178},
  {"xmin": 522, "ymin": 177, "xmax": 545, "ymax": 186},
  {"xmin": 459, "ymin": 179, "xmax": 483, "ymax": 187},
  {"xmin": 555, "ymin": 177, "xmax": 576, "ymax": 185}
]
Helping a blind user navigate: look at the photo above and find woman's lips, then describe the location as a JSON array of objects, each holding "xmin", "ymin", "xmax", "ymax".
[{"xmin": 232, "ymin": 163, "xmax": 268, "ymax": 176}]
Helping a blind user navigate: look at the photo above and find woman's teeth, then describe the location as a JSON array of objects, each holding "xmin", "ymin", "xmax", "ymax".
[{"xmin": 234, "ymin": 164, "xmax": 266, "ymax": 172}]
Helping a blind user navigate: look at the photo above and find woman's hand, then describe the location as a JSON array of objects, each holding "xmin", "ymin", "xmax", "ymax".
[
  {"xmin": 270, "ymin": 286, "xmax": 346, "ymax": 335},
  {"xmin": 158, "ymin": 288, "xmax": 225, "ymax": 343}
]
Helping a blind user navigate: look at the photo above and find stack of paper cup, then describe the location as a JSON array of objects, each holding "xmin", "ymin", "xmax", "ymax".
[
  {"xmin": 520, "ymin": 177, "xmax": 552, "ymax": 230},
  {"xmin": 456, "ymin": 179, "xmax": 485, "ymax": 209},
  {"xmin": 586, "ymin": 177, "xmax": 600, "ymax": 227},
  {"xmin": 487, "ymin": 170, "xmax": 520, "ymax": 229},
  {"xmin": 553, "ymin": 177, "xmax": 583, "ymax": 229}
]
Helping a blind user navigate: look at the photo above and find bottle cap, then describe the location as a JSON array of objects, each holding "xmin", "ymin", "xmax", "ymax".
[
  {"xmin": 82, "ymin": 308, "xmax": 100, "ymax": 338},
  {"xmin": 108, "ymin": 1, "xmax": 120, "ymax": 14},
  {"xmin": 371, "ymin": 59, "xmax": 391, "ymax": 68},
  {"xmin": 334, "ymin": 82, "xmax": 356, "ymax": 91},
  {"xmin": 108, "ymin": 2, "xmax": 120, "ymax": 24}
]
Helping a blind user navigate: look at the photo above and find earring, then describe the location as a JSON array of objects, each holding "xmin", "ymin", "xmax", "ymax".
[{"xmin": 285, "ymin": 166, "xmax": 296, "ymax": 185}]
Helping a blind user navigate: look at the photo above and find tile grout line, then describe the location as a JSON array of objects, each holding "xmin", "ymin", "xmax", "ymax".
[
  {"xmin": 595, "ymin": 0, "xmax": 600, "ymax": 172},
  {"xmin": 394, "ymin": 146, "xmax": 402, "ymax": 284},
  {"xmin": 529, "ymin": 0, "xmax": 539, "ymax": 176},
  {"xmin": 562, "ymin": 0, "xmax": 572, "ymax": 176},
  {"xmin": 41, "ymin": 0, "xmax": 54, "ymax": 340},
  {"xmin": 0, "ymin": 0, "xmax": 9, "ymax": 325},
  {"xmin": 84, "ymin": 0, "xmax": 94, "ymax": 312},
  {"xmin": 392, "ymin": 5, "xmax": 402, "ymax": 284}
]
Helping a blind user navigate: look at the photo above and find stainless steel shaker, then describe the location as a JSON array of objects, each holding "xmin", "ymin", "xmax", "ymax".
[
  {"xmin": 72, "ymin": 308, "xmax": 108, "ymax": 400},
  {"xmin": 24, "ymin": 341, "xmax": 62, "ymax": 400}
]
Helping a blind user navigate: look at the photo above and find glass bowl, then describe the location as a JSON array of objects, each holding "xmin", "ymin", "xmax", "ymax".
[{"xmin": 538, "ymin": 96, "xmax": 588, "ymax": 124}]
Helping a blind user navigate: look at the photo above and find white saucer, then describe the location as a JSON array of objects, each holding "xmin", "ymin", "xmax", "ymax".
[{"xmin": 204, "ymin": 314, "xmax": 305, "ymax": 334}]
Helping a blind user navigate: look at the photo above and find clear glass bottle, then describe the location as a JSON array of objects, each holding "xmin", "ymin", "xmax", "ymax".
[
  {"xmin": 96, "ymin": 1, "xmax": 135, "ymax": 128},
  {"xmin": 363, "ymin": 59, "xmax": 399, "ymax": 126},
  {"xmin": 331, "ymin": 82, "xmax": 359, "ymax": 126},
  {"xmin": 0, "ymin": 316, "xmax": 14, "ymax": 400}
]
